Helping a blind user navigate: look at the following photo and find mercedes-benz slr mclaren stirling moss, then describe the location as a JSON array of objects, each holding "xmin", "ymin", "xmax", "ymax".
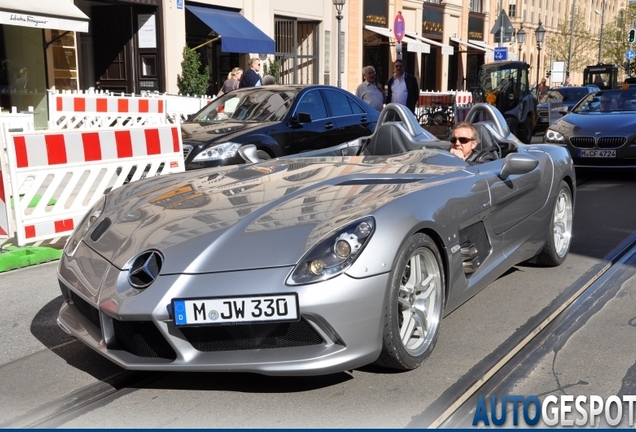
[{"xmin": 57, "ymin": 103, "xmax": 575, "ymax": 376}]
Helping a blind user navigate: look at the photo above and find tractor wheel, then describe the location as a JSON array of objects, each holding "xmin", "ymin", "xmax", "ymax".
[{"xmin": 517, "ymin": 117, "xmax": 534, "ymax": 143}]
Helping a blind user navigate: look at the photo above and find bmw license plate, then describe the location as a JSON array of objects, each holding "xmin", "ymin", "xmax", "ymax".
[
  {"xmin": 578, "ymin": 149, "xmax": 616, "ymax": 158},
  {"xmin": 172, "ymin": 294, "xmax": 299, "ymax": 326}
]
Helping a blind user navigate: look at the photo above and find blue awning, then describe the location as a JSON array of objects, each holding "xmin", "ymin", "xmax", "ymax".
[{"xmin": 186, "ymin": 5, "xmax": 275, "ymax": 54}]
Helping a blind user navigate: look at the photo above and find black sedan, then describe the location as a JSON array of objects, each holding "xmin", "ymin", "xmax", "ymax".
[
  {"xmin": 544, "ymin": 88, "xmax": 636, "ymax": 167},
  {"xmin": 535, "ymin": 85, "xmax": 599, "ymax": 133},
  {"xmin": 181, "ymin": 85, "xmax": 380, "ymax": 170}
]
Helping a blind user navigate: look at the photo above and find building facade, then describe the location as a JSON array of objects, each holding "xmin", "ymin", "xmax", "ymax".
[{"xmin": 0, "ymin": 0, "xmax": 627, "ymax": 129}]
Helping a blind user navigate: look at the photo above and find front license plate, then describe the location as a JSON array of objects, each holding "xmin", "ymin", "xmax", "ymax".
[
  {"xmin": 578, "ymin": 149, "xmax": 616, "ymax": 158},
  {"xmin": 172, "ymin": 294, "xmax": 299, "ymax": 326}
]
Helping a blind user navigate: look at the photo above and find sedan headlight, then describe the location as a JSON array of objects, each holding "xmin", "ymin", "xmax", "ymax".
[
  {"xmin": 287, "ymin": 217, "xmax": 375, "ymax": 285},
  {"xmin": 191, "ymin": 142, "xmax": 242, "ymax": 162},
  {"xmin": 544, "ymin": 129, "xmax": 565, "ymax": 143},
  {"xmin": 63, "ymin": 195, "xmax": 106, "ymax": 257}
]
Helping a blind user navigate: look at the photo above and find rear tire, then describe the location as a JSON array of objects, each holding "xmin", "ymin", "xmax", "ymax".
[
  {"xmin": 537, "ymin": 181, "xmax": 573, "ymax": 266},
  {"xmin": 517, "ymin": 117, "xmax": 533, "ymax": 143},
  {"xmin": 376, "ymin": 233, "xmax": 445, "ymax": 371}
]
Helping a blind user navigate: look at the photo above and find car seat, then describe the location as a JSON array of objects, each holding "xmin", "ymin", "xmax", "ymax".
[
  {"xmin": 472, "ymin": 123, "xmax": 501, "ymax": 160},
  {"xmin": 364, "ymin": 122, "xmax": 410, "ymax": 156}
]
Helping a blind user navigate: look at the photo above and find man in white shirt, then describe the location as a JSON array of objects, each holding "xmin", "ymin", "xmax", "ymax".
[
  {"xmin": 355, "ymin": 65, "xmax": 385, "ymax": 111},
  {"xmin": 385, "ymin": 59, "xmax": 419, "ymax": 113}
]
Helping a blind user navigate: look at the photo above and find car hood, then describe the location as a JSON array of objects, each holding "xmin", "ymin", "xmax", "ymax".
[
  {"xmin": 87, "ymin": 151, "xmax": 467, "ymax": 273},
  {"xmin": 181, "ymin": 121, "xmax": 271, "ymax": 145},
  {"xmin": 552, "ymin": 113, "xmax": 636, "ymax": 135}
]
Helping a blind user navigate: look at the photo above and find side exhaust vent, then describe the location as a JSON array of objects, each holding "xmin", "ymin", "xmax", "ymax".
[{"xmin": 461, "ymin": 243, "xmax": 481, "ymax": 273}]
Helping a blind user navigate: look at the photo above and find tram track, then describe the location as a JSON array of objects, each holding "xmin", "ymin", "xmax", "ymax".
[{"xmin": 407, "ymin": 229, "xmax": 636, "ymax": 428}]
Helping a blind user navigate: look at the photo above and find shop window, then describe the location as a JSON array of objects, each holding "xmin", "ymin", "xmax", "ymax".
[{"xmin": 49, "ymin": 29, "xmax": 79, "ymax": 91}]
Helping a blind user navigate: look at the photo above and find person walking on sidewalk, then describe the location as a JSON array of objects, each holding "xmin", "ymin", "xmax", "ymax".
[
  {"xmin": 385, "ymin": 59, "xmax": 419, "ymax": 114},
  {"xmin": 356, "ymin": 65, "xmax": 384, "ymax": 111},
  {"xmin": 239, "ymin": 58, "xmax": 262, "ymax": 88}
]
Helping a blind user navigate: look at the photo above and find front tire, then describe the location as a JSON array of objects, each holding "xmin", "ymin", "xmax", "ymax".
[
  {"xmin": 537, "ymin": 181, "xmax": 573, "ymax": 266},
  {"xmin": 256, "ymin": 149, "xmax": 271, "ymax": 160},
  {"xmin": 376, "ymin": 233, "xmax": 445, "ymax": 371}
]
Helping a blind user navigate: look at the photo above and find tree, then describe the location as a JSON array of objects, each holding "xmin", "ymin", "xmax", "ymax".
[
  {"xmin": 176, "ymin": 46, "xmax": 210, "ymax": 96},
  {"xmin": 544, "ymin": 9, "xmax": 596, "ymax": 78},
  {"xmin": 601, "ymin": 4, "xmax": 636, "ymax": 79},
  {"xmin": 263, "ymin": 58, "xmax": 281, "ymax": 84}
]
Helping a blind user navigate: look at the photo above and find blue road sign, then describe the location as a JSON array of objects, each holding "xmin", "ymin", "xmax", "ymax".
[
  {"xmin": 494, "ymin": 46, "xmax": 508, "ymax": 61},
  {"xmin": 626, "ymin": 50, "xmax": 635, "ymax": 60}
]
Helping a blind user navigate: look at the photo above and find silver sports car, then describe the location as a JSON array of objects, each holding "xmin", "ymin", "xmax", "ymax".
[{"xmin": 57, "ymin": 103, "xmax": 575, "ymax": 376}]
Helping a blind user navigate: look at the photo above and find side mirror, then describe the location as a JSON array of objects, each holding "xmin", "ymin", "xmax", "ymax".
[
  {"xmin": 291, "ymin": 112, "xmax": 312, "ymax": 125},
  {"xmin": 499, "ymin": 153, "xmax": 539, "ymax": 180},
  {"xmin": 238, "ymin": 144, "xmax": 261, "ymax": 164}
]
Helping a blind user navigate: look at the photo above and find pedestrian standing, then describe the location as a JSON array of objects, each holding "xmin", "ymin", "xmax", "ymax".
[
  {"xmin": 355, "ymin": 65, "xmax": 385, "ymax": 111},
  {"xmin": 239, "ymin": 58, "xmax": 262, "ymax": 88},
  {"xmin": 217, "ymin": 67, "xmax": 243, "ymax": 97},
  {"xmin": 385, "ymin": 59, "xmax": 419, "ymax": 114}
]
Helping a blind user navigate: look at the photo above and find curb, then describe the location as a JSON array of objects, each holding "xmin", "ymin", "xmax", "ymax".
[{"xmin": 0, "ymin": 245, "xmax": 62, "ymax": 273}]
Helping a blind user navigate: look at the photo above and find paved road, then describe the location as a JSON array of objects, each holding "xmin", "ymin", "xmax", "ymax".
[{"xmin": 1, "ymin": 167, "xmax": 635, "ymax": 428}]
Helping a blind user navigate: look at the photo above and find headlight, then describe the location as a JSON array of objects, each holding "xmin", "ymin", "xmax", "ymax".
[
  {"xmin": 287, "ymin": 217, "xmax": 375, "ymax": 285},
  {"xmin": 191, "ymin": 142, "xmax": 242, "ymax": 162},
  {"xmin": 545, "ymin": 129, "xmax": 565, "ymax": 143},
  {"xmin": 63, "ymin": 195, "xmax": 106, "ymax": 257}
]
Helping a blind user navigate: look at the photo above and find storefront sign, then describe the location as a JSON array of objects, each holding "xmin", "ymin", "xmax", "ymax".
[
  {"xmin": 0, "ymin": 11, "xmax": 88, "ymax": 32},
  {"xmin": 422, "ymin": 6, "xmax": 443, "ymax": 35},
  {"xmin": 363, "ymin": 0, "xmax": 388, "ymax": 26}
]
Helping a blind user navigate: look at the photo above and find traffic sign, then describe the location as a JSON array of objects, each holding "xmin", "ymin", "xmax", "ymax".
[
  {"xmin": 494, "ymin": 46, "xmax": 508, "ymax": 61},
  {"xmin": 393, "ymin": 12, "xmax": 405, "ymax": 42},
  {"xmin": 627, "ymin": 50, "xmax": 635, "ymax": 60}
]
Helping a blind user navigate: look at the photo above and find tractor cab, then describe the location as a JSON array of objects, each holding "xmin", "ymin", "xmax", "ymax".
[{"xmin": 475, "ymin": 61, "xmax": 537, "ymax": 143}]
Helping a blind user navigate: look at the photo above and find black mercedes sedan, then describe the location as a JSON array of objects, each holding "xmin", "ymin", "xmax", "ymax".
[
  {"xmin": 543, "ymin": 87, "xmax": 636, "ymax": 167},
  {"xmin": 181, "ymin": 85, "xmax": 380, "ymax": 170}
]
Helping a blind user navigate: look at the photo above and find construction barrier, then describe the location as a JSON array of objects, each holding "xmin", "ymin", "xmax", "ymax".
[
  {"xmin": 0, "ymin": 113, "xmax": 35, "ymax": 240},
  {"xmin": 48, "ymin": 90, "xmax": 214, "ymax": 129},
  {"xmin": 548, "ymin": 99, "xmax": 565, "ymax": 125},
  {"xmin": 0, "ymin": 123, "xmax": 184, "ymax": 246},
  {"xmin": 48, "ymin": 90, "xmax": 167, "ymax": 129}
]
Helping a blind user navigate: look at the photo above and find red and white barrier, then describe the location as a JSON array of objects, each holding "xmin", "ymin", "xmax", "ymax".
[
  {"xmin": 48, "ymin": 90, "xmax": 214, "ymax": 129},
  {"xmin": 48, "ymin": 90, "xmax": 168, "ymax": 130},
  {"xmin": 1, "ymin": 123, "xmax": 184, "ymax": 246}
]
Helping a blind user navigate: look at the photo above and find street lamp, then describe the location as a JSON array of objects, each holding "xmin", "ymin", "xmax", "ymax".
[
  {"xmin": 516, "ymin": 24, "xmax": 527, "ymax": 61},
  {"xmin": 595, "ymin": 0, "xmax": 606, "ymax": 64},
  {"xmin": 535, "ymin": 20, "xmax": 546, "ymax": 88},
  {"xmin": 333, "ymin": 0, "xmax": 346, "ymax": 88}
]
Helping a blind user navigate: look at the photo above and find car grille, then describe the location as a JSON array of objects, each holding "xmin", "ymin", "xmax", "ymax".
[
  {"xmin": 183, "ymin": 144, "xmax": 193, "ymax": 160},
  {"xmin": 598, "ymin": 137, "xmax": 627, "ymax": 149},
  {"xmin": 113, "ymin": 319, "xmax": 177, "ymax": 360},
  {"xmin": 180, "ymin": 320, "xmax": 324, "ymax": 352},
  {"xmin": 569, "ymin": 137, "xmax": 595, "ymax": 149}
]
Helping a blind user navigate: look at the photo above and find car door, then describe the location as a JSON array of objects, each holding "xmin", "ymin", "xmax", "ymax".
[
  {"xmin": 285, "ymin": 89, "xmax": 339, "ymax": 154},
  {"xmin": 321, "ymin": 88, "xmax": 375, "ymax": 143},
  {"xmin": 469, "ymin": 151, "xmax": 553, "ymax": 235}
]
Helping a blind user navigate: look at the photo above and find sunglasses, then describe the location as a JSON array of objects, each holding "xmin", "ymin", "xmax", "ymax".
[{"xmin": 450, "ymin": 137, "xmax": 474, "ymax": 144}]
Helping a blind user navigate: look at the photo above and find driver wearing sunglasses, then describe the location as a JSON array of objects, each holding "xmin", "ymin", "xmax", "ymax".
[{"xmin": 449, "ymin": 122, "xmax": 496, "ymax": 163}]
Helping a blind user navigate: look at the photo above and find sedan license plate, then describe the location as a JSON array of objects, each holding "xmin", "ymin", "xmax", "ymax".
[
  {"xmin": 578, "ymin": 149, "xmax": 616, "ymax": 158},
  {"xmin": 172, "ymin": 294, "xmax": 299, "ymax": 326}
]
